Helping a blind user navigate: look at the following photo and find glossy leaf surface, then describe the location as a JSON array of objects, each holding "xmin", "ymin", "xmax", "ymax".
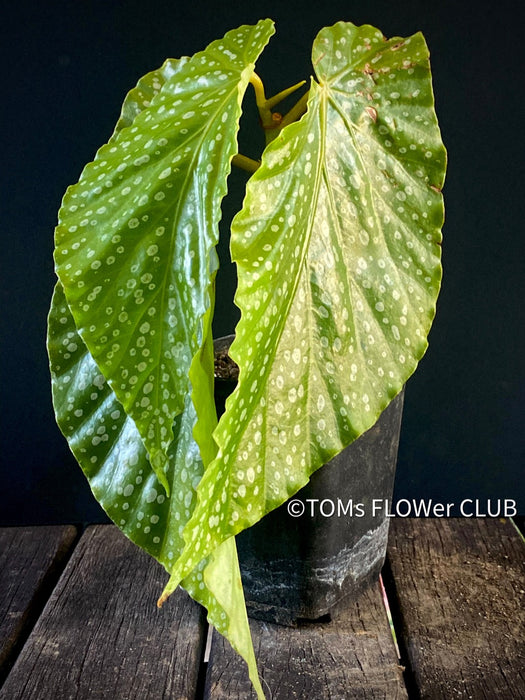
[
  {"xmin": 163, "ymin": 22, "xmax": 446, "ymax": 590},
  {"xmin": 48, "ymin": 283, "xmax": 263, "ymax": 698},
  {"xmin": 49, "ymin": 20, "xmax": 275, "ymax": 699},
  {"xmin": 54, "ymin": 20, "xmax": 274, "ymax": 490},
  {"xmin": 110, "ymin": 57, "xmax": 189, "ymax": 137},
  {"xmin": 49, "ymin": 19, "xmax": 446, "ymax": 698}
]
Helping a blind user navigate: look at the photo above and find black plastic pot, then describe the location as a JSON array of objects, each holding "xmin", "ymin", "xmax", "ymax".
[{"xmin": 214, "ymin": 336, "xmax": 404, "ymax": 626}]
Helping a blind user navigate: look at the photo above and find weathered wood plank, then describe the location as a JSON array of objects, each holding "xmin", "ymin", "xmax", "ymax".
[
  {"xmin": 0, "ymin": 525, "xmax": 77, "ymax": 684},
  {"xmin": 386, "ymin": 518, "xmax": 525, "ymax": 699},
  {"xmin": 0, "ymin": 525, "xmax": 207, "ymax": 700},
  {"xmin": 204, "ymin": 581, "xmax": 407, "ymax": 699}
]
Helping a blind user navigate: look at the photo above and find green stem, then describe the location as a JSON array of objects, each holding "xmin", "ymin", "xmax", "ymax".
[
  {"xmin": 266, "ymin": 80, "xmax": 306, "ymax": 109},
  {"xmin": 280, "ymin": 91, "xmax": 309, "ymax": 130},
  {"xmin": 232, "ymin": 154, "xmax": 260, "ymax": 174},
  {"xmin": 250, "ymin": 73, "xmax": 273, "ymax": 131},
  {"xmin": 250, "ymin": 74, "xmax": 308, "ymax": 145}
]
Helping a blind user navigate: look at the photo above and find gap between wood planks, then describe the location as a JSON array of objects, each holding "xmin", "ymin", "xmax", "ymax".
[
  {"xmin": 381, "ymin": 555, "xmax": 420, "ymax": 699},
  {"xmin": 0, "ymin": 524, "xmax": 81, "ymax": 691},
  {"xmin": 194, "ymin": 620, "xmax": 212, "ymax": 699}
]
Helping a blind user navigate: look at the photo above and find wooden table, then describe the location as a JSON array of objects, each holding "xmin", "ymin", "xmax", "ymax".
[{"xmin": 0, "ymin": 519, "xmax": 523, "ymax": 699}]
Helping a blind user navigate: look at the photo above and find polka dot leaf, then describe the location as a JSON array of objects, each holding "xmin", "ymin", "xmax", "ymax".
[
  {"xmin": 49, "ymin": 20, "xmax": 446, "ymax": 699},
  {"xmin": 53, "ymin": 19, "xmax": 275, "ymax": 493},
  {"xmin": 110, "ymin": 56, "xmax": 190, "ymax": 137},
  {"xmin": 49, "ymin": 19, "xmax": 275, "ymax": 700},
  {"xmin": 160, "ymin": 22, "xmax": 446, "ymax": 592},
  {"xmin": 48, "ymin": 282, "xmax": 265, "ymax": 699}
]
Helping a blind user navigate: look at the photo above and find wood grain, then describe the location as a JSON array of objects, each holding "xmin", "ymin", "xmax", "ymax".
[
  {"xmin": 204, "ymin": 581, "xmax": 407, "ymax": 699},
  {"xmin": 0, "ymin": 525, "xmax": 207, "ymax": 700},
  {"xmin": 386, "ymin": 518, "xmax": 525, "ymax": 699},
  {"xmin": 0, "ymin": 525, "xmax": 77, "ymax": 684}
]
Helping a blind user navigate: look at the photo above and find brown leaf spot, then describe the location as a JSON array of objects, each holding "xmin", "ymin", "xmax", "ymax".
[{"xmin": 365, "ymin": 106, "xmax": 378, "ymax": 123}]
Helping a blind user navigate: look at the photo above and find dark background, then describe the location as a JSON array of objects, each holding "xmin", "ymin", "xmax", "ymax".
[{"xmin": 2, "ymin": 0, "xmax": 524, "ymax": 525}]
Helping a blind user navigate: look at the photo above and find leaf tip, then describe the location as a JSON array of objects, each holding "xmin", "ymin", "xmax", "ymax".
[
  {"xmin": 157, "ymin": 592, "xmax": 169, "ymax": 608},
  {"xmin": 158, "ymin": 571, "xmax": 179, "ymax": 608}
]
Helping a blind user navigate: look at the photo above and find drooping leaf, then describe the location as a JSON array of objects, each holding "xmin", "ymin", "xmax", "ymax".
[
  {"xmin": 161, "ymin": 21, "xmax": 446, "ymax": 592},
  {"xmin": 47, "ymin": 283, "xmax": 264, "ymax": 699},
  {"xmin": 49, "ymin": 281, "xmax": 197, "ymax": 563},
  {"xmin": 54, "ymin": 19, "xmax": 275, "ymax": 491},
  {"xmin": 49, "ymin": 20, "xmax": 276, "ymax": 699}
]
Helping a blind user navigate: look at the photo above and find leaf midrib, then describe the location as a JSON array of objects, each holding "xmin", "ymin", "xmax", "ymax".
[{"xmin": 221, "ymin": 87, "xmax": 328, "ymax": 518}]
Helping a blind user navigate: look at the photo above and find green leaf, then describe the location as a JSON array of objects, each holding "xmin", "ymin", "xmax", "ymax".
[
  {"xmin": 49, "ymin": 20, "xmax": 276, "ymax": 699},
  {"xmin": 48, "ymin": 281, "xmax": 198, "ymax": 563},
  {"xmin": 110, "ymin": 57, "xmax": 190, "ymax": 138},
  {"xmin": 47, "ymin": 282, "xmax": 264, "ymax": 699},
  {"xmin": 161, "ymin": 21, "xmax": 446, "ymax": 590},
  {"xmin": 54, "ymin": 19, "xmax": 275, "ymax": 491}
]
